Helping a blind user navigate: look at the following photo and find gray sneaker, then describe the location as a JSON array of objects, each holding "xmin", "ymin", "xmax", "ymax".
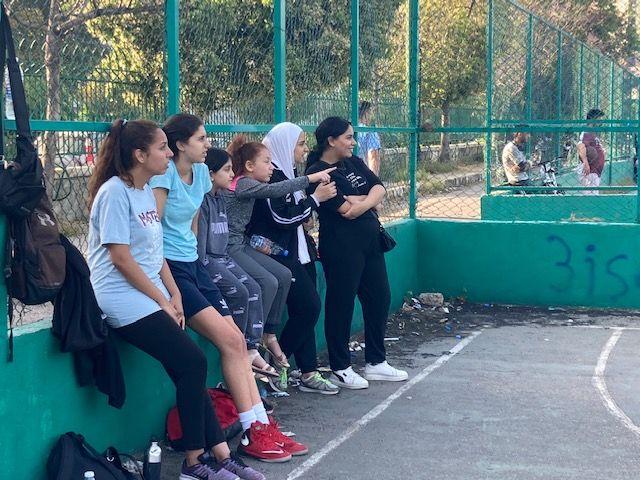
[{"xmin": 299, "ymin": 372, "xmax": 340, "ymax": 395}]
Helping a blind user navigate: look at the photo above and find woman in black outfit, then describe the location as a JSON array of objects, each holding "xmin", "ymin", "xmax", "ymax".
[
  {"xmin": 305, "ymin": 117, "xmax": 408, "ymax": 390},
  {"xmin": 249, "ymin": 122, "xmax": 340, "ymax": 395}
]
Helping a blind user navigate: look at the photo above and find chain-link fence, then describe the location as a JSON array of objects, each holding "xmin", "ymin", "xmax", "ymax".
[
  {"xmin": 483, "ymin": 0, "xmax": 640, "ymax": 223},
  {"xmin": 3, "ymin": 0, "xmax": 640, "ymax": 326}
]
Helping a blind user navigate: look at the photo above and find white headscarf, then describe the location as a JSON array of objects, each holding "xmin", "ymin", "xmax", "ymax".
[
  {"xmin": 262, "ymin": 122, "xmax": 304, "ymax": 202},
  {"xmin": 262, "ymin": 122, "xmax": 310, "ymax": 264}
]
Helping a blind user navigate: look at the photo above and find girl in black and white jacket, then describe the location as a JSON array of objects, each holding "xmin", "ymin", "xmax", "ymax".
[{"xmin": 249, "ymin": 122, "xmax": 340, "ymax": 395}]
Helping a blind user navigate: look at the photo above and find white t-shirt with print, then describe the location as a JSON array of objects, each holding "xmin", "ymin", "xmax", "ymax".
[{"xmin": 88, "ymin": 176, "xmax": 170, "ymax": 328}]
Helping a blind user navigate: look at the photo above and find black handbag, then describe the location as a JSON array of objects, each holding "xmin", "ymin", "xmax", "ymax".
[
  {"xmin": 379, "ymin": 222, "xmax": 397, "ymax": 253},
  {"xmin": 46, "ymin": 433, "xmax": 137, "ymax": 480},
  {"xmin": 0, "ymin": 4, "xmax": 46, "ymax": 218},
  {"xmin": 371, "ymin": 211, "xmax": 396, "ymax": 253}
]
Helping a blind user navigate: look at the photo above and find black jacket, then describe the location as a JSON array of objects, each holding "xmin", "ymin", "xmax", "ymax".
[
  {"xmin": 248, "ymin": 169, "xmax": 318, "ymax": 262},
  {"xmin": 52, "ymin": 235, "xmax": 125, "ymax": 408}
]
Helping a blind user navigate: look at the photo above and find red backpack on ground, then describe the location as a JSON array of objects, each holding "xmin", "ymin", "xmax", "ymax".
[{"xmin": 166, "ymin": 387, "xmax": 242, "ymax": 450}]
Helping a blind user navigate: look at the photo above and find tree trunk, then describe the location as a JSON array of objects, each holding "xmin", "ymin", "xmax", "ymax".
[
  {"xmin": 439, "ymin": 102, "xmax": 451, "ymax": 162},
  {"xmin": 43, "ymin": 0, "xmax": 62, "ymax": 197}
]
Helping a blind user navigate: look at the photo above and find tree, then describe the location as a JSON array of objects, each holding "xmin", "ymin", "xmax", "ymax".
[
  {"xmin": 519, "ymin": 0, "xmax": 639, "ymax": 62},
  {"xmin": 6, "ymin": 0, "xmax": 161, "ymax": 189},
  {"xmin": 417, "ymin": 0, "xmax": 486, "ymax": 161}
]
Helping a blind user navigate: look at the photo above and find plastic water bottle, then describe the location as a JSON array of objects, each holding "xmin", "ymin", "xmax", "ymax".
[
  {"xmin": 4, "ymin": 62, "xmax": 23, "ymax": 120},
  {"xmin": 143, "ymin": 440, "xmax": 162, "ymax": 480},
  {"xmin": 83, "ymin": 472, "xmax": 95, "ymax": 479},
  {"xmin": 4, "ymin": 67, "xmax": 14, "ymax": 120},
  {"xmin": 250, "ymin": 235, "xmax": 288, "ymax": 256}
]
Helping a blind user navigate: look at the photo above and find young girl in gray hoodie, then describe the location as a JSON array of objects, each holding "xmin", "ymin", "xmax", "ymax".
[{"xmin": 197, "ymin": 148, "xmax": 276, "ymax": 377}]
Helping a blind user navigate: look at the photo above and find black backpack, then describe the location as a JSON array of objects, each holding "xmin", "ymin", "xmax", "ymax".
[
  {"xmin": 0, "ymin": 5, "xmax": 65, "ymax": 360},
  {"xmin": 46, "ymin": 432, "xmax": 139, "ymax": 480}
]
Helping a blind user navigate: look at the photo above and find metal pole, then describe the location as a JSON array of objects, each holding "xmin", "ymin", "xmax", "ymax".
[
  {"xmin": 608, "ymin": 61, "xmax": 614, "ymax": 184},
  {"xmin": 408, "ymin": 0, "xmax": 419, "ymax": 219},
  {"xmin": 273, "ymin": 0, "xmax": 286, "ymax": 123},
  {"xmin": 578, "ymin": 44, "xmax": 584, "ymax": 117},
  {"xmin": 637, "ymin": 78, "xmax": 640, "ymax": 223},
  {"xmin": 526, "ymin": 14, "xmax": 533, "ymax": 122},
  {"xmin": 350, "ymin": 0, "xmax": 360, "ymax": 132},
  {"xmin": 485, "ymin": 0, "xmax": 494, "ymax": 195},
  {"xmin": 165, "ymin": 0, "xmax": 180, "ymax": 115},
  {"xmin": 595, "ymin": 55, "xmax": 601, "ymax": 107},
  {"xmin": 525, "ymin": 13, "xmax": 533, "ymax": 157},
  {"xmin": 556, "ymin": 31, "xmax": 563, "ymax": 159}
]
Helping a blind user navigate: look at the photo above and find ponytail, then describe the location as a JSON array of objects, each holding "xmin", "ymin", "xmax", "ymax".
[
  {"xmin": 306, "ymin": 149, "xmax": 322, "ymax": 169},
  {"xmin": 88, "ymin": 119, "xmax": 159, "ymax": 208},
  {"xmin": 227, "ymin": 134, "xmax": 267, "ymax": 176}
]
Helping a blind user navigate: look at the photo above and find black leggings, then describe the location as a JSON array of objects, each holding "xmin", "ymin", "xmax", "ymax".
[
  {"xmin": 116, "ymin": 310, "xmax": 225, "ymax": 451},
  {"xmin": 277, "ymin": 260, "xmax": 321, "ymax": 374}
]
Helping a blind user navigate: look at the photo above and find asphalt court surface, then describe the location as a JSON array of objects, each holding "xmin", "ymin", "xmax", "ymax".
[{"xmin": 163, "ymin": 307, "xmax": 640, "ymax": 479}]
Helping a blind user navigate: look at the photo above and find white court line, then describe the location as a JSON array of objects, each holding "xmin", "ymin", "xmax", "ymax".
[
  {"xmin": 592, "ymin": 329, "xmax": 640, "ymax": 438},
  {"xmin": 575, "ymin": 325, "xmax": 640, "ymax": 331},
  {"xmin": 286, "ymin": 330, "xmax": 483, "ymax": 480}
]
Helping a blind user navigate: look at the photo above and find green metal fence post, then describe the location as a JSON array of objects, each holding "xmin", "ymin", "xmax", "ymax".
[
  {"xmin": 637, "ymin": 79, "xmax": 640, "ymax": 223},
  {"xmin": 595, "ymin": 55, "xmax": 601, "ymax": 107},
  {"xmin": 350, "ymin": 0, "xmax": 360, "ymax": 133},
  {"xmin": 408, "ymin": 0, "xmax": 419, "ymax": 219},
  {"xmin": 165, "ymin": 0, "xmax": 180, "ymax": 115},
  {"xmin": 485, "ymin": 0, "xmax": 494, "ymax": 195},
  {"xmin": 608, "ymin": 60, "xmax": 614, "ymax": 184},
  {"xmin": 578, "ymin": 44, "xmax": 584, "ymax": 116},
  {"xmin": 526, "ymin": 14, "xmax": 533, "ymax": 122},
  {"xmin": 274, "ymin": 0, "xmax": 286, "ymax": 123},
  {"xmin": 525, "ymin": 13, "xmax": 533, "ymax": 157},
  {"xmin": 556, "ymin": 31, "xmax": 563, "ymax": 158}
]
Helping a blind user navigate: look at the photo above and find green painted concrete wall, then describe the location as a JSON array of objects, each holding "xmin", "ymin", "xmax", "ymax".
[
  {"xmin": 481, "ymin": 194, "xmax": 637, "ymax": 223},
  {"xmin": 418, "ymin": 218, "xmax": 640, "ymax": 309},
  {"xmin": 0, "ymin": 219, "xmax": 417, "ymax": 479},
  {"xmin": 554, "ymin": 158, "xmax": 634, "ymax": 187}
]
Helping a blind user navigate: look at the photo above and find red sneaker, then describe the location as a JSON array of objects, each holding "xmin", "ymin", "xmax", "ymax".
[
  {"xmin": 268, "ymin": 417, "xmax": 309, "ymax": 456},
  {"xmin": 237, "ymin": 422, "xmax": 292, "ymax": 463}
]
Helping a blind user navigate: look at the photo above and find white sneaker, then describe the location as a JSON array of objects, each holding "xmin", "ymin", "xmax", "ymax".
[
  {"xmin": 364, "ymin": 361, "xmax": 409, "ymax": 382},
  {"xmin": 330, "ymin": 366, "xmax": 369, "ymax": 390}
]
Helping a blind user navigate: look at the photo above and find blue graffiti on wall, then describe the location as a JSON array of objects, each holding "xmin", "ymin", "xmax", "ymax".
[{"xmin": 547, "ymin": 235, "xmax": 630, "ymax": 301}]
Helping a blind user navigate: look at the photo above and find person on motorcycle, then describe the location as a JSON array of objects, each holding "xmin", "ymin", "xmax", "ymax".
[{"xmin": 502, "ymin": 131, "xmax": 532, "ymax": 187}]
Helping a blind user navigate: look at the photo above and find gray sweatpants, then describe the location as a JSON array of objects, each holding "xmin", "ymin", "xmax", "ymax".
[
  {"xmin": 228, "ymin": 244, "xmax": 292, "ymax": 334},
  {"xmin": 203, "ymin": 256, "xmax": 263, "ymax": 349}
]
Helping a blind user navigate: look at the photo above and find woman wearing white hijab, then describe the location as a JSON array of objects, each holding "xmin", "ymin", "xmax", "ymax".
[{"xmin": 248, "ymin": 122, "xmax": 340, "ymax": 395}]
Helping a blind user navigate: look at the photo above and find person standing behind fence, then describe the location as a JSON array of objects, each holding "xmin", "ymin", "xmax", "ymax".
[
  {"xmin": 197, "ymin": 148, "xmax": 277, "ymax": 378},
  {"xmin": 501, "ymin": 132, "xmax": 531, "ymax": 188},
  {"xmin": 358, "ymin": 101, "xmax": 382, "ymax": 176},
  {"xmin": 151, "ymin": 113, "xmax": 307, "ymax": 464},
  {"xmin": 223, "ymin": 135, "xmax": 335, "ymax": 373},
  {"xmin": 305, "ymin": 116, "xmax": 408, "ymax": 390},
  {"xmin": 577, "ymin": 108, "xmax": 606, "ymax": 195},
  {"xmin": 87, "ymin": 119, "xmax": 265, "ymax": 480},
  {"xmin": 248, "ymin": 122, "xmax": 340, "ymax": 395}
]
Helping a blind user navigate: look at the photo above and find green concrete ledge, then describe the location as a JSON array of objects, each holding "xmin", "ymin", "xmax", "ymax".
[
  {"xmin": 481, "ymin": 193, "xmax": 638, "ymax": 223},
  {"xmin": 0, "ymin": 219, "xmax": 417, "ymax": 479}
]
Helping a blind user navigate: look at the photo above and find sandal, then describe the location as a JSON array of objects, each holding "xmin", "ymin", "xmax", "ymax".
[
  {"xmin": 261, "ymin": 336, "xmax": 290, "ymax": 369},
  {"xmin": 249, "ymin": 350, "xmax": 279, "ymax": 378}
]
